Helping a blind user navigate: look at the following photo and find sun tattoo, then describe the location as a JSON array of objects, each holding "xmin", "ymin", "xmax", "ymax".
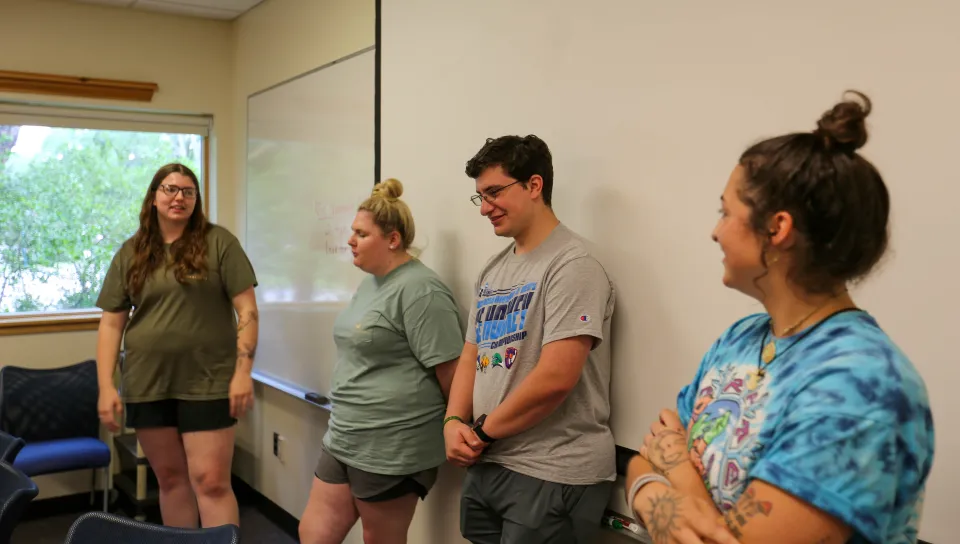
[{"xmin": 645, "ymin": 491, "xmax": 683, "ymax": 543}]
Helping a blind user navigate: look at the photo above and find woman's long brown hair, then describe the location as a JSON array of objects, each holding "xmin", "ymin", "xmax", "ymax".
[{"xmin": 126, "ymin": 163, "xmax": 209, "ymax": 296}]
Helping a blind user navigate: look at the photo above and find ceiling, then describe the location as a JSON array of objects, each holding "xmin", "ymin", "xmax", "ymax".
[{"xmin": 70, "ymin": 0, "xmax": 265, "ymax": 20}]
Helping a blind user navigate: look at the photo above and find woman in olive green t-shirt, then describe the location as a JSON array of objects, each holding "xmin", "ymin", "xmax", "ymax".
[
  {"xmin": 298, "ymin": 179, "xmax": 464, "ymax": 544},
  {"xmin": 95, "ymin": 163, "xmax": 259, "ymax": 529}
]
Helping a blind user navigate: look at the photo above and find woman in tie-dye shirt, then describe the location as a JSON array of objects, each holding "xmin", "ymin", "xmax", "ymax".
[{"xmin": 624, "ymin": 91, "xmax": 934, "ymax": 544}]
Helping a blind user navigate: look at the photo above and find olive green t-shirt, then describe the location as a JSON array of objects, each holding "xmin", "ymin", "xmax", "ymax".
[
  {"xmin": 323, "ymin": 259, "xmax": 464, "ymax": 475},
  {"xmin": 96, "ymin": 224, "xmax": 258, "ymax": 403}
]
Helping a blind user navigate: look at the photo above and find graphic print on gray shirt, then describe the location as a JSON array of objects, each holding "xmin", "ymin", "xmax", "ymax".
[{"xmin": 466, "ymin": 224, "xmax": 617, "ymax": 485}]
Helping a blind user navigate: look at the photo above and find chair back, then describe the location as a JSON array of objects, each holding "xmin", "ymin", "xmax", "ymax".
[
  {"xmin": 0, "ymin": 431, "xmax": 24, "ymax": 464},
  {"xmin": 0, "ymin": 360, "xmax": 100, "ymax": 443},
  {"xmin": 64, "ymin": 511, "xmax": 240, "ymax": 544},
  {"xmin": 0, "ymin": 461, "xmax": 38, "ymax": 543}
]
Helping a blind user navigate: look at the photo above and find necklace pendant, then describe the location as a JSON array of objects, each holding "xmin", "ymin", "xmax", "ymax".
[
  {"xmin": 761, "ymin": 341, "xmax": 776, "ymax": 364},
  {"xmin": 747, "ymin": 370, "xmax": 763, "ymax": 390}
]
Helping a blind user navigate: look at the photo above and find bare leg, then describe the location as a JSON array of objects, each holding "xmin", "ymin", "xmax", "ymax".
[
  {"xmin": 298, "ymin": 477, "xmax": 360, "ymax": 544},
  {"xmin": 182, "ymin": 427, "xmax": 239, "ymax": 527},
  {"xmin": 136, "ymin": 428, "xmax": 198, "ymax": 528},
  {"xmin": 356, "ymin": 492, "xmax": 419, "ymax": 544}
]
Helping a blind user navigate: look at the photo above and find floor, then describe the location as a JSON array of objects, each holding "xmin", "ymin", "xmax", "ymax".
[{"xmin": 11, "ymin": 502, "xmax": 298, "ymax": 544}]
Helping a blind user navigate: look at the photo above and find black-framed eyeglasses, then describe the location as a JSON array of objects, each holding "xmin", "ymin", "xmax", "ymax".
[
  {"xmin": 470, "ymin": 179, "xmax": 525, "ymax": 206},
  {"xmin": 157, "ymin": 184, "xmax": 198, "ymax": 199}
]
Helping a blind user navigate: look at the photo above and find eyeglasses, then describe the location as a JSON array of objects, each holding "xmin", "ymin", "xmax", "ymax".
[
  {"xmin": 470, "ymin": 179, "xmax": 525, "ymax": 206},
  {"xmin": 157, "ymin": 184, "xmax": 198, "ymax": 199}
]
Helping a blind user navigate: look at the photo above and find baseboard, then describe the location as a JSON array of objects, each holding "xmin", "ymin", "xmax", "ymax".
[
  {"xmin": 17, "ymin": 475, "xmax": 298, "ymax": 539},
  {"xmin": 20, "ymin": 490, "xmax": 109, "ymax": 521},
  {"xmin": 231, "ymin": 475, "xmax": 299, "ymax": 540}
]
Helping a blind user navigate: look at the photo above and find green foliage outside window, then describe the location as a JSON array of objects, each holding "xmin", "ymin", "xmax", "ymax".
[{"xmin": 0, "ymin": 125, "xmax": 202, "ymax": 313}]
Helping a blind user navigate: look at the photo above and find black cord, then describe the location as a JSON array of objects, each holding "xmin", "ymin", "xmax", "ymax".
[{"xmin": 756, "ymin": 308, "xmax": 863, "ymax": 377}]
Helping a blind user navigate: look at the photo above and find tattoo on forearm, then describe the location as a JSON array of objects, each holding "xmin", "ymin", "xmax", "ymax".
[
  {"xmin": 649, "ymin": 429, "xmax": 688, "ymax": 474},
  {"xmin": 237, "ymin": 310, "xmax": 259, "ymax": 335},
  {"xmin": 236, "ymin": 310, "xmax": 259, "ymax": 363},
  {"xmin": 722, "ymin": 487, "xmax": 773, "ymax": 538},
  {"xmin": 645, "ymin": 491, "xmax": 682, "ymax": 544}
]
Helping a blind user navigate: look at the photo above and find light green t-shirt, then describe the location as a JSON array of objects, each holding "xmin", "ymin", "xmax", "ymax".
[
  {"xmin": 323, "ymin": 259, "xmax": 464, "ymax": 475},
  {"xmin": 96, "ymin": 224, "xmax": 258, "ymax": 403}
]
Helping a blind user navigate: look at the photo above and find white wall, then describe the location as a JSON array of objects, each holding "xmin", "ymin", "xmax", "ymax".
[
  {"xmin": 229, "ymin": 2, "xmax": 483, "ymax": 542},
  {"xmin": 0, "ymin": 0, "xmax": 233, "ymax": 499},
  {"xmin": 381, "ymin": 2, "xmax": 956, "ymax": 543}
]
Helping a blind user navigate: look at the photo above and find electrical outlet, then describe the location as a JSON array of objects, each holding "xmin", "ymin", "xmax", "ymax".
[{"xmin": 273, "ymin": 432, "xmax": 286, "ymax": 463}]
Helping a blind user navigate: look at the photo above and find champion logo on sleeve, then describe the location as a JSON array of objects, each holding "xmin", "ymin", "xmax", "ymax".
[{"xmin": 579, "ymin": 315, "xmax": 591, "ymax": 323}]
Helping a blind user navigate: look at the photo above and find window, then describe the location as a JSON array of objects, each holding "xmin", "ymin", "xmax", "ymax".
[{"xmin": 0, "ymin": 102, "xmax": 210, "ymax": 334}]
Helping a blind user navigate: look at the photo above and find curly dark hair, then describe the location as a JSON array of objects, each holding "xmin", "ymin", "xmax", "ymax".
[
  {"xmin": 127, "ymin": 163, "xmax": 209, "ymax": 296},
  {"xmin": 465, "ymin": 134, "xmax": 555, "ymax": 207},
  {"xmin": 738, "ymin": 90, "xmax": 889, "ymax": 294}
]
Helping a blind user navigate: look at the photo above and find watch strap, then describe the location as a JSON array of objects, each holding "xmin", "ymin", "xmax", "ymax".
[{"xmin": 472, "ymin": 414, "xmax": 497, "ymax": 443}]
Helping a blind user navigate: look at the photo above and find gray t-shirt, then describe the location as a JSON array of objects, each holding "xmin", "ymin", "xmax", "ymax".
[
  {"xmin": 324, "ymin": 259, "xmax": 464, "ymax": 475},
  {"xmin": 466, "ymin": 223, "xmax": 616, "ymax": 485}
]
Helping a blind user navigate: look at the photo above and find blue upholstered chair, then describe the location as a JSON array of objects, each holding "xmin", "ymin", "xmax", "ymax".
[
  {"xmin": 0, "ymin": 360, "xmax": 111, "ymax": 511},
  {"xmin": 0, "ymin": 461, "xmax": 39, "ymax": 543},
  {"xmin": 64, "ymin": 511, "xmax": 239, "ymax": 544}
]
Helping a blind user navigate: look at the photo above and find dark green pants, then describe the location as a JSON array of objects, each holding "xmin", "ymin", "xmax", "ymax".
[{"xmin": 460, "ymin": 462, "xmax": 613, "ymax": 544}]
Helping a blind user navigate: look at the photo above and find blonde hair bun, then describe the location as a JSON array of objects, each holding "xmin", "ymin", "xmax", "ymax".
[
  {"xmin": 358, "ymin": 177, "xmax": 416, "ymax": 251},
  {"xmin": 372, "ymin": 178, "xmax": 404, "ymax": 200}
]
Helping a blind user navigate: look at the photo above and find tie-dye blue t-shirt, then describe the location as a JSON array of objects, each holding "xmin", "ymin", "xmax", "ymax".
[{"xmin": 677, "ymin": 310, "xmax": 934, "ymax": 544}]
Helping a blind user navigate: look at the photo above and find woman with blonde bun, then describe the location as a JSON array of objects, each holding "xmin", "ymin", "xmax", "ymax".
[{"xmin": 299, "ymin": 179, "xmax": 464, "ymax": 544}]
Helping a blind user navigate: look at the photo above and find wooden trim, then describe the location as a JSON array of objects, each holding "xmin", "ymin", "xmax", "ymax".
[
  {"xmin": 0, "ymin": 70, "xmax": 158, "ymax": 102},
  {"xmin": 0, "ymin": 311, "xmax": 101, "ymax": 336}
]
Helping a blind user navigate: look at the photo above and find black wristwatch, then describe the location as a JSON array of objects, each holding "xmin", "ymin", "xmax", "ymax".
[{"xmin": 472, "ymin": 413, "xmax": 497, "ymax": 444}]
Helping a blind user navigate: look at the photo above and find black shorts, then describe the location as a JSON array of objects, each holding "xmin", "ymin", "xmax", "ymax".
[
  {"xmin": 314, "ymin": 445, "xmax": 438, "ymax": 502},
  {"xmin": 125, "ymin": 399, "xmax": 236, "ymax": 433}
]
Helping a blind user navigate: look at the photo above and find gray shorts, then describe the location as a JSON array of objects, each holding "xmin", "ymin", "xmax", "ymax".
[
  {"xmin": 460, "ymin": 462, "xmax": 613, "ymax": 544},
  {"xmin": 314, "ymin": 445, "xmax": 439, "ymax": 502}
]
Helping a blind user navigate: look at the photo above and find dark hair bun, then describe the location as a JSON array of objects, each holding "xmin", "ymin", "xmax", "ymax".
[{"xmin": 815, "ymin": 90, "xmax": 871, "ymax": 152}]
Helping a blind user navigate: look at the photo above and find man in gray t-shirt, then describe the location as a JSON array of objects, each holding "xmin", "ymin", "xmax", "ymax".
[{"xmin": 444, "ymin": 135, "xmax": 616, "ymax": 544}]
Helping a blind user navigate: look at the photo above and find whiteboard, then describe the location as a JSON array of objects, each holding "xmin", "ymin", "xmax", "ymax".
[
  {"xmin": 380, "ymin": 2, "xmax": 957, "ymax": 542},
  {"xmin": 246, "ymin": 46, "xmax": 375, "ymax": 398}
]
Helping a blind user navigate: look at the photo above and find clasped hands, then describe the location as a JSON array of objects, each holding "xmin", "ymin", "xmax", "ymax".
[
  {"xmin": 635, "ymin": 409, "xmax": 741, "ymax": 544},
  {"xmin": 444, "ymin": 419, "xmax": 488, "ymax": 467}
]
